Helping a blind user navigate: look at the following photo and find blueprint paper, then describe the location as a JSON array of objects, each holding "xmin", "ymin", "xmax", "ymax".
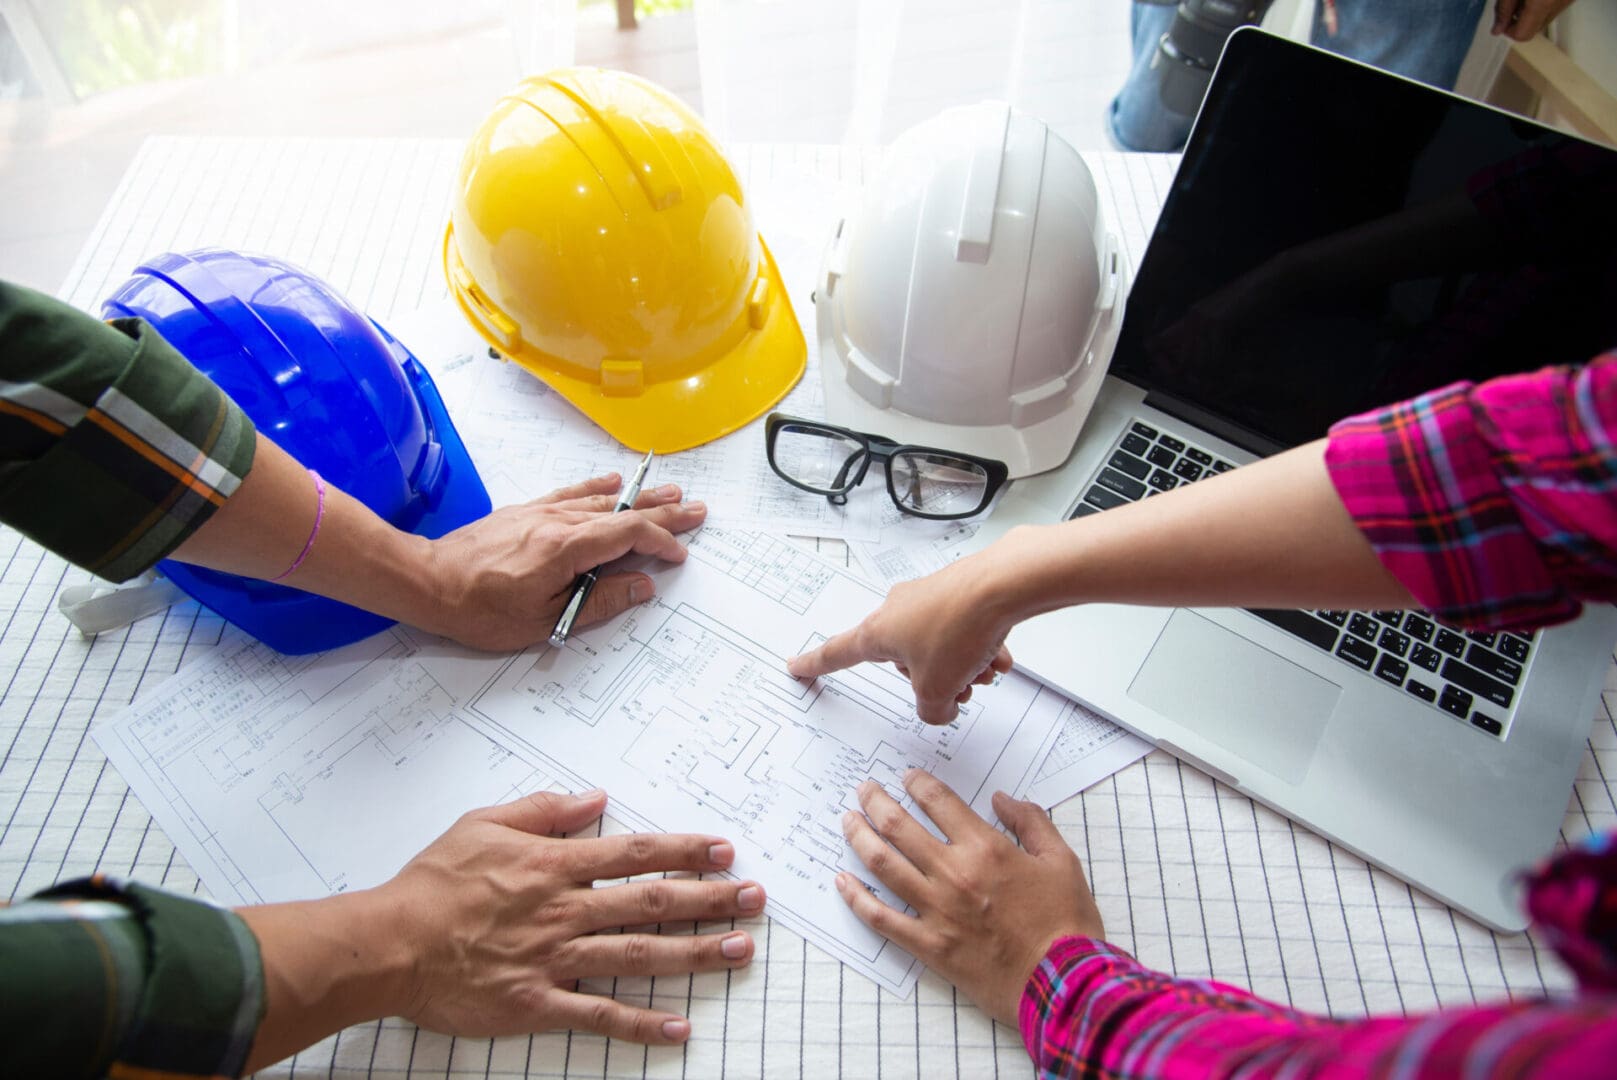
[
  {"xmin": 1028, "ymin": 699, "xmax": 1153, "ymax": 809},
  {"xmin": 389, "ymin": 304, "xmax": 884, "ymax": 541},
  {"xmin": 8, "ymin": 136, "xmax": 1601, "ymax": 1080},
  {"xmin": 93, "ymin": 523, "xmax": 1065, "ymax": 996}
]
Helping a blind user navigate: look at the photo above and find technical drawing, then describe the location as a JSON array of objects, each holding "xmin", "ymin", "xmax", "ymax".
[
  {"xmin": 98, "ymin": 632, "xmax": 544, "ymax": 905},
  {"xmin": 464, "ymin": 528, "xmax": 1065, "ymax": 993}
]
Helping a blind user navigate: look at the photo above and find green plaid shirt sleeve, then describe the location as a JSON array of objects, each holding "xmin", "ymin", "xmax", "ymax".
[
  {"xmin": 0, "ymin": 280, "xmax": 256, "ymax": 582},
  {"xmin": 0, "ymin": 875, "xmax": 265, "ymax": 1079}
]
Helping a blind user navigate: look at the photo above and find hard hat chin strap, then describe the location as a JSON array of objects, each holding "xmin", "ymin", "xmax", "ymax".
[{"xmin": 58, "ymin": 571, "xmax": 188, "ymax": 637}]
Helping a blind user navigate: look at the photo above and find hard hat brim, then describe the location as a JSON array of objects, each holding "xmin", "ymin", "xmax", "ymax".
[{"xmin": 448, "ymin": 235, "xmax": 806, "ymax": 454}]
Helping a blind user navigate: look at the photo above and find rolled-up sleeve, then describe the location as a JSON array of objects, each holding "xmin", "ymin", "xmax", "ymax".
[
  {"xmin": 0, "ymin": 875, "xmax": 264, "ymax": 1079},
  {"xmin": 1324, "ymin": 354, "xmax": 1617, "ymax": 632},
  {"xmin": 0, "ymin": 281, "xmax": 256, "ymax": 582}
]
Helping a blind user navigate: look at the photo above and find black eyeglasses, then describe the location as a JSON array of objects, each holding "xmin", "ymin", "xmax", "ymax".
[{"xmin": 765, "ymin": 413, "xmax": 1009, "ymax": 520}]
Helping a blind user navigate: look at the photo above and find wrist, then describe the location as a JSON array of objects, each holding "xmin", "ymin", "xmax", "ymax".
[
  {"xmin": 235, "ymin": 887, "xmax": 419, "ymax": 1071},
  {"xmin": 973, "ymin": 524, "xmax": 1075, "ymax": 627}
]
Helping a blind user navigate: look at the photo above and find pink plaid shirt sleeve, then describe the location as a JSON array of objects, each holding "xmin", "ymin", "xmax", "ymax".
[{"xmin": 1016, "ymin": 357, "xmax": 1617, "ymax": 1077}]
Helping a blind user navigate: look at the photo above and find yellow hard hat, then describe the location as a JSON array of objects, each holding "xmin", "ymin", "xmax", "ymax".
[{"xmin": 443, "ymin": 67, "xmax": 805, "ymax": 453}]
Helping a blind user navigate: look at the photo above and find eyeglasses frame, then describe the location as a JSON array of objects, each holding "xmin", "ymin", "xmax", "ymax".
[{"xmin": 764, "ymin": 412, "xmax": 1010, "ymax": 521}]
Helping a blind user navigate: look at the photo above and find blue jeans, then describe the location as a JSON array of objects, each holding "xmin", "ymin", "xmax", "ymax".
[{"xmin": 1107, "ymin": 0, "xmax": 1487, "ymax": 152}]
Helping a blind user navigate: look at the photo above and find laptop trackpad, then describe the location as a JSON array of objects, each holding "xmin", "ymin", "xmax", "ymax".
[{"xmin": 1127, "ymin": 610, "xmax": 1341, "ymax": 785}]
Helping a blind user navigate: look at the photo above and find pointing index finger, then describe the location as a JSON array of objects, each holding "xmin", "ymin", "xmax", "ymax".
[{"xmin": 787, "ymin": 626, "xmax": 877, "ymax": 680}]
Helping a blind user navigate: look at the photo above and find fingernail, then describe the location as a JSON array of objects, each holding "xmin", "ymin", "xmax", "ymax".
[
  {"xmin": 708, "ymin": 842, "xmax": 734, "ymax": 866},
  {"xmin": 721, "ymin": 931, "xmax": 750, "ymax": 958},
  {"xmin": 654, "ymin": 484, "xmax": 680, "ymax": 498},
  {"xmin": 630, "ymin": 579, "xmax": 653, "ymax": 604},
  {"xmin": 683, "ymin": 500, "xmax": 706, "ymax": 513},
  {"xmin": 737, "ymin": 885, "xmax": 763, "ymax": 911},
  {"xmin": 857, "ymin": 779, "xmax": 877, "ymax": 799},
  {"xmin": 577, "ymin": 788, "xmax": 605, "ymax": 801},
  {"xmin": 833, "ymin": 872, "xmax": 849, "ymax": 893},
  {"xmin": 841, "ymin": 810, "xmax": 857, "ymax": 836},
  {"xmin": 661, "ymin": 1018, "xmax": 690, "ymax": 1041}
]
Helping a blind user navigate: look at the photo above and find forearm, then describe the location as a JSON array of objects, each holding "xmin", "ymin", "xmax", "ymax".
[
  {"xmin": 977, "ymin": 439, "xmax": 1414, "ymax": 631},
  {"xmin": 1022, "ymin": 935, "xmax": 1612, "ymax": 1078},
  {"xmin": 236, "ymin": 889, "xmax": 414, "ymax": 1074},
  {"xmin": 170, "ymin": 431, "xmax": 443, "ymax": 633}
]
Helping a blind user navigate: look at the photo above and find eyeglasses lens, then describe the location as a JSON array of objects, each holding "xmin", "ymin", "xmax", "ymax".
[
  {"xmin": 890, "ymin": 452, "xmax": 989, "ymax": 515},
  {"xmin": 774, "ymin": 424, "xmax": 866, "ymax": 494}
]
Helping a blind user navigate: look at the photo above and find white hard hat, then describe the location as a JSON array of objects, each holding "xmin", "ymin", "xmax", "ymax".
[{"xmin": 817, "ymin": 101, "xmax": 1126, "ymax": 478}]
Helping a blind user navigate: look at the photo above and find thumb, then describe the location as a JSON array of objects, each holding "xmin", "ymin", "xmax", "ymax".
[
  {"xmin": 575, "ymin": 572, "xmax": 654, "ymax": 628},
  {"xmin": 992, "ymin": 791, "xmax": 1066, "ymax": 857},
  {"xmin": 482, "ymin": 788, "xmax": 608, "ymax": 837}
]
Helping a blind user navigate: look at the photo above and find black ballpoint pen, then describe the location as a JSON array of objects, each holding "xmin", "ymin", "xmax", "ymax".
[{"xmin": 548, "ymin": 449, "xmax": 655, "ymax": 648}]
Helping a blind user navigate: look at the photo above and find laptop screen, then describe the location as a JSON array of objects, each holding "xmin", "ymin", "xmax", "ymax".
[{"xmin": 1109, "ymin": 29, "xmax": 1617, "ymax": 456}]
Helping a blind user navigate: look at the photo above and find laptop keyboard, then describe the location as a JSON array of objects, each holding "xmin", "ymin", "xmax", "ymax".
[{"xmin": 1070, "ymin": 420, "xmax": 1535, "ymax": 739}]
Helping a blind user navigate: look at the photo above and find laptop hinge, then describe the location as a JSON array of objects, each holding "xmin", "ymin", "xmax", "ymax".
[{"xmin": 1140, "ymin": 391, "xmax": 1289, "ymax": 459}]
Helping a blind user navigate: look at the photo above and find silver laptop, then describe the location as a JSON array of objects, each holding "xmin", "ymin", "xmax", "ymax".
[{"xmin": 970, "ymin": 29, "xmax": 1617, "ymax": 931}]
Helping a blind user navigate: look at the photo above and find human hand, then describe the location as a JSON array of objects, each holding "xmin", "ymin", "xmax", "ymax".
[
  {"xmin": 419, "ymin": 473, "xmax": 707, "ymax": 650},
  {"xmin": 384, "ymin": 789, "xmax": 764, "ymax": 1042},
  {"xmin": 1493, "ymin": 0, "xmax": 1578, "ymax": 40},
  {"xmin": 834, "ymin": 771, "xmax": 1102, "ymax": 1027},
  {"xmin": 238, "ymin": 789, "xmax": 765, "ymax": 1070},
  {"xmin": 786, "ymin": 553, "xmax": 1014, "ymax": 725}
]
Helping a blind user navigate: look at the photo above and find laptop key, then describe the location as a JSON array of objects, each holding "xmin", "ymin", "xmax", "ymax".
[
  {"xmin": 1374, "ymin": 655, "xmax": 1408, "ymax": 686},
  {"xmin": 1317, "ymin": 610, "xmax": 1348, "ymax": 625},
  {"xmin": 1406, "ymin": 679, "xmax": 1437, "ymax": 703},
  {"xmin": 1131, "ymin": 421, "xmax": 1158, "ymax": 439},
  {"xmin": 1095, "ymin": 468, "xmax": 1147, "ymax": 501},
  {"xmin": 1069, "ymin": 503, "xmax": 1100, "ymax": 519},
  {"xmin": 1157, "ymin": 434, "xmax": 1186, "ymax": 452},
  {"xmin": 1186, "ymin": 448, "xmax": 1213, "ymax": 465},
  {"xmin": 1171, "ymin": 458, "xmax": 1204, "ymax": 481},
  {"xmin": 1378, "ymin": 627, "xmax": 1410, "ymax": 657},
  {"xmin": 1465, "ymin": 644, "xmax": 1523, "ymax": 685},
  {"xmin": 1434, "ymin": 629, "xmax": 1466, "ymax": 657},
  {"xmin": 1347, "ymin": 614, "xmax": 1380, "ymax": 641},
  {"xmin": 1083, "ymin": 485, "xmax": 1129, "ymax": 512},
  {"xmin": 1498, "ymin": 634, "xmax": 1530, "ymax": 663},
  {"xmin": 1248, "ymin": 608, "xmax": 1339, "ymax": 651},
  {"xmin": 1211, "ymin": 461, "xmax": 1234, "ymax": 473},
  {"xmin": 1403, "ymin": 614, "xmax": 1435, "ymax": 642},
  {"xmin": 1121, "ymin": 432, "xmax": 1151, "ymax": 456},
  {"xmin": 1147, "ymin": 445, "xmax": 1177, "ymax": 467},
  {"xmin": 1439, "ymin": 684, "xmax": 1474, "ymax": 719},
  {"xmin": 1471, "ymin": 712, "xmax": 1503, "ymax": 736},
  {"xmin": 1148, "ymin": 469, "xmax": 1180, "ymax": 491},
  {"xmin": 1372, "ymin": 610, "xmax": 1403, "ymax": 624},
  {"xmin": 1337, "ymin": 636, "xmax": 1376, "ymax": 670},
  {"xmin": 1467, "ymin": 631, "xmax": 1497, "ymax": 647},
  {"xmin": 1410, "ymin": 643, "xmax": 1442, "ymax": 672},
  {"xmin": 1108, "ymin": 451, "xmax": 1152, "ymax": 481},
  {"xmin": 1441, "ymin": 658, "xmax": 1514, "ymax": 709}
]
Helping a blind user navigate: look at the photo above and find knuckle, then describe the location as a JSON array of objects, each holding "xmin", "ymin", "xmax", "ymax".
[
  {"xmin": 637, "ymin": 882, "xmax": 673, "ymax": 919},
  {"xmin": 621, "ymin": 935, "xmax": 655, "ymax": 973},
  {"xmin": 585, "ymin": 997, "xmax": 618, "ymax": 1035},
  {"xmin": 947, "ymin": 865, "xmax": 984, "ymax": 896},
  {"xmin": 539, "ymin": 897, "xmax": 581, "ymax": 926},
  {"xmin": 624, "ymin": 834, "xmax": 659, "ymax": 865},
  {"xmin": 906, "ymin": 771, "xmax": 942, "ymax": 802},
  {"xmin": 868, "ymin": 805, "xmax": 901, "ymax": 840},
  {"xmin": 861, "ymin": 841, "xmax": 892, "ymax": 874}
]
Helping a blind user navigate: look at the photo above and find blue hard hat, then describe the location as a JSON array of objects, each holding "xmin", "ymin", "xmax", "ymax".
[{"xmin": 102, "ymin": 249, "xmax": 491, "ymax": 654}]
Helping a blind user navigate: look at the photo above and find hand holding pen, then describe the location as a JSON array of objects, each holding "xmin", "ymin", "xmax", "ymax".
[{"xmin": 550, "ymin": 450, "xmax": 658, "ymax": 647}]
